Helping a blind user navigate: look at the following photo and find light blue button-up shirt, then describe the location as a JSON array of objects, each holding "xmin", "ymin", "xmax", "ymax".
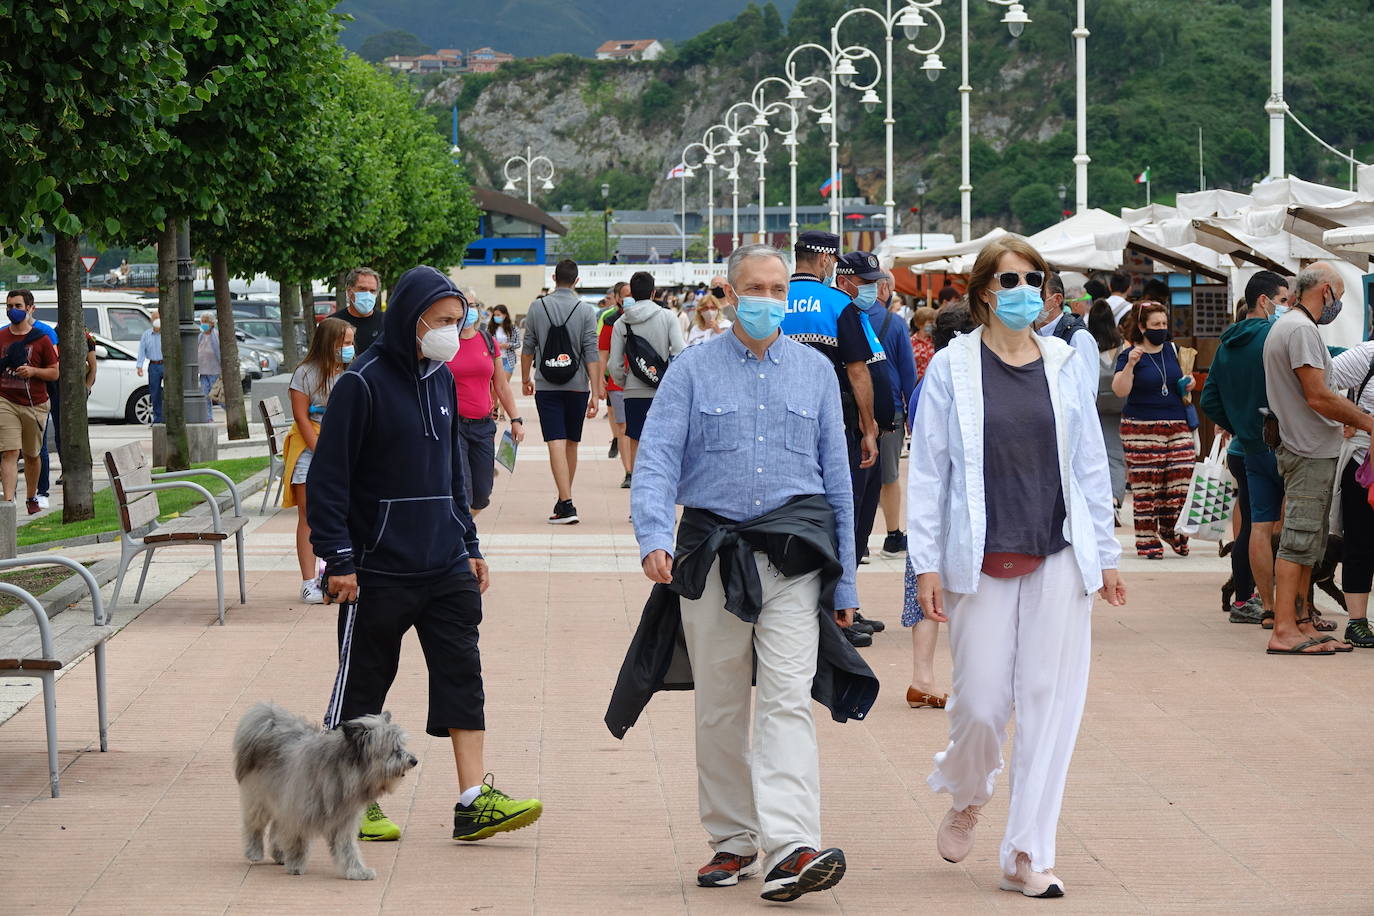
[
  {"xmin": 136, "ymin": 327, "xmax": 162, "ymax": 368},
  {"xmin": 630, "ymin": 328, "xmax": 859, "ymax": 610}
]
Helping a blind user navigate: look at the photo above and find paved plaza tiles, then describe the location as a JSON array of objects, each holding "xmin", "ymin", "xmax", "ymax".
[{"xmin": 1, "ymin": 399, "xmax": 1373, "ymax": 914}]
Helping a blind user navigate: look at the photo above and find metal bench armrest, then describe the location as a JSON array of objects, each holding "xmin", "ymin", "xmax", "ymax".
[
  {"xmin": 0, "ymin": 556, "xmax": 107, "ymax": 626},
  {"xmin": 0, "ymin": 583, "xmax": 54, "ymax": 659},
  {"xmin": 124, "ymin": 481, "xmax": 222, "ymax": 529},
  {"xmin": 153, "ymin": 469, "xmax": 243, "ymax": 517}
]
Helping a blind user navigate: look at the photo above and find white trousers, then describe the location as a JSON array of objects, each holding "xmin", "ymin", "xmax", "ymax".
[
  {"xmin": 927, "ymin": 547, "xmax": 1092, "ymax": 874},
  {"xmin": 680, "ymin": 554, "xmax": 821, "ymax": 870}
]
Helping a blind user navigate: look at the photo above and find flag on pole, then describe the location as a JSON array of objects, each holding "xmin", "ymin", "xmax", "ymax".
[
  {"xmin": 666, "ymin": 164, "xmax": 686, "ymax": 179},
  {"xmin": 1135, "ymin": 167, "xmax": 1151, "ymax": 185},
  {"xmin": 819, "ymin": 170, "xmax": 841, "ymax": 197}
]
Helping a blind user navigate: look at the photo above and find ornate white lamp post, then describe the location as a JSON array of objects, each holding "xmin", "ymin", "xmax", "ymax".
[{"xmin": 501, "ymin": 145, "xmax": 555, "ymax": 204}]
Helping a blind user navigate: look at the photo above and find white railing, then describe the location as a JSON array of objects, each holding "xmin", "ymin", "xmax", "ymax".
[{"xmin": 552, "ymin": 262, "xmax": 728, "ymax": 289}]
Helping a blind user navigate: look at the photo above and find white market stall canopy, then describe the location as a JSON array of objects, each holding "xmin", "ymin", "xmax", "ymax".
[{"xmin": 1323, "ymin": 225, "xmax": 1374, "ymax": 255}]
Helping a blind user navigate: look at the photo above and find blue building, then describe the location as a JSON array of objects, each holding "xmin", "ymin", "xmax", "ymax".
[{"xmin": 463, "ymin": 188, "xmax": 567, "ymax": 266}]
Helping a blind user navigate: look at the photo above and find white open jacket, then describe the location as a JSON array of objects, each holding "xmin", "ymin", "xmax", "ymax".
[{"xmin": 906, "ymin": 326, "xmax": 1121, "ymax": 595}]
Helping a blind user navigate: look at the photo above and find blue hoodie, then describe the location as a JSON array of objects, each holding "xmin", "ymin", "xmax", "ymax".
[{"xmin": 307, "ymin": 265, "xmax": 481, "ymax": 586}]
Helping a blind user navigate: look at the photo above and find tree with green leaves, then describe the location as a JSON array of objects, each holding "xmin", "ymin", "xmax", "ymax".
[
  {"xmin": 0, "ymin": 0, "xmax": 218, "ymax": 521},
  {"xmin": 557, "ymin": 212, "xmax": 621, "ymax": 264}
]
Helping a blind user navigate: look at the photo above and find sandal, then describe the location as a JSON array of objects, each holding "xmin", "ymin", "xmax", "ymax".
[
  {"xmin": 1310, "ymin": 611, "xmax": 1336, "ymax": 632},
  {"xmin": 1266, "ymin": 638, "xmax": 1336, "ymax": 656},
  {"xmin": 906, "ymin": 687, "xmax": 948, "ymax": 709},
  {"xmin": 1261, "ymin": 610, "xmax": 1275, "ymax": 630}
]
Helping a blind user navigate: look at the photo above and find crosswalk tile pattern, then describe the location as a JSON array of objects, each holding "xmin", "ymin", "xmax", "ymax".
[{"xmin": 0, "ymin": 399, "xmax": 1371, "ymax": 913}]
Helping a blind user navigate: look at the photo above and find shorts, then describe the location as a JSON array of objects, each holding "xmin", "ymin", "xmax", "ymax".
[
  {"xmin": 1243, "ymin": 448, "xmax": 1284, "ymax": 523},
  {"xmin": 1274, "ymin": 445, "xmax": 1337, "ymax": 567},
  {"xmin": 608, "ymin": 390, "xmax": 626, "ymax": 421},
  {"xmin": 535, "ymin": 389, "xmax": 589, "ymax": 443},
  {"xmin": 457, "ymin": 417, "xmax": 497, "ymax": 510},
  {"xmin": 622, "ymin": 396, "xmax": 653, "ymax": 441},
  {"xmin": 0, "ymin": 398, "xmax": 50, "ymax": 457},
  {"xmin": 878, "ymin": 409, "xmax": 905, "ymax": 486},
  {"xmin": 291, "ymin": 448, "xmax": 313, "ymax": 485}
]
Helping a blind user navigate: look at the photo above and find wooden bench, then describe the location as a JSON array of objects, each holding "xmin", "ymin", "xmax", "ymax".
[
  {"xmin": 105, "ymin": 443, "xmax": 248, "ymax": 626},
  {"xmin": 0, "ymin": 557, "xmax": 110, "ymax": 798},
  {"xmin": 258, "ymin": 396, "xmax": 287, "ymax": 513}
]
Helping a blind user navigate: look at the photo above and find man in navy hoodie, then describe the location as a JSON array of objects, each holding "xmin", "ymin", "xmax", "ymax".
[{"xmin": 308, "ymin": 265, "xmax": 543, "ymax": 844}]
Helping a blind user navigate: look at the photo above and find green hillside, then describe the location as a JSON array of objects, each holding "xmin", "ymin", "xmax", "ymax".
[{"xmin": 430, "ymin": 0, "xmax": 1374, "ymax": 234}]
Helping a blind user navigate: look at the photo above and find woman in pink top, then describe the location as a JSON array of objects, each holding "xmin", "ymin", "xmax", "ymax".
[{"xmin": 447, "ymin": 302, "xmax": 523, "ymax": 515}]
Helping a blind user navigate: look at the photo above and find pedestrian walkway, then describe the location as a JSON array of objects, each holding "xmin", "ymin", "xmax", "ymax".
[{"xmin": 0, "ymin": 397, "xmax": 1371, "ymax": 913}]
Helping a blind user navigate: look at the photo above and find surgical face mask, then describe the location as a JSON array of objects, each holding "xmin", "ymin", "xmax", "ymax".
[
  {"xmin": 1274, "ymin": 304, "xmax": 1290, "ymax": 319},
  {"xmin": 700, "ymin": 308, "xmax": 718, "ymax": 321},
  {"xmin": 7, "ymin": 308, "xmax": 27, "ymax": 326},
  {"xmin": 1144, "ymin": 327, "xmax": 1169, "ymax": 345},
  {"xmin": 736, "ymin": 295, "xmax": 787, "ymax": 340},
  {"xmin": 991, "ymin": 285, "xmax": 1043, "ymax": 331},
  {"xmin": 352, "ymin": 290, "xmax": 377, "ymax": 315},
  {"xmin": 1318, "ymin": 289, "xmax": 1343, "ymax": 325},
  {"xmin": 340, "ymin": 345, "xmax": 356, "ymax": 363},
  {"xmin": 199, "ymin": 322, "xmax": 212, "ymax": 333},
  {"xmin": 493, "ymin": 314, "xmax": 505, "ymax": 325},
  {"xmin": 152, "ymin": 322, "xmax": 161, "ymax": 332},
  {"xmin": 464, "ymin": 306, "xmax": 480, "ymax": 328},
  {"xmin": 854, "ymin": 284, "xmax": 878, "ymax": 307},
  {"xmin": 417, "ymin": 318, "xmax": 462, "ymax": 362}
]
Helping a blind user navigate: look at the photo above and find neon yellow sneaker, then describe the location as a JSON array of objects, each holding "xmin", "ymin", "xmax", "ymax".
[
  {"xmin": 358, "ymin": 801, "xmax": 401, "ymax": 841},
  {"xmin": 452, "ymin": 774, "xmax": 543, "ymax": 841}
]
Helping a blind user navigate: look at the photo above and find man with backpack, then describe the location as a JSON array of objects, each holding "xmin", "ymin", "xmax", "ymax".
[
  {"xmin": 609, "ymin": 271, "xmax": 686, "ymax": 480},
  {"xmin": 521, "ymin": 259, "xmax": 602, "ymax": 524}
]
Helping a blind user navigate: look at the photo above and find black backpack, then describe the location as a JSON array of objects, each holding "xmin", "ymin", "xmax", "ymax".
[
  {"xmin": 623, "ymin": 323, "xmax": 669, "ymax": 388},
  {"xmin": 537, "ymin": 297, "xmax": 581, "ymax": 385}
]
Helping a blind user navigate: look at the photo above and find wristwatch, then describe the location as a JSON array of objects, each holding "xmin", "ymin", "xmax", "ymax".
[{"xmin": 511, "ymin": 417, "xmax": 524, "ymax": 425}]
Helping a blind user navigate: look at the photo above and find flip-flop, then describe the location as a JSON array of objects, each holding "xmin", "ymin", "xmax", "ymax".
[
  {"xmin": 1266, "ymin": 638, "xmax": 1336, "ymax": 656},
  {"xmin": 1316, "ymin": 636, "xmax": 1353, "ymax": 653},
  {"xmin": 1261, "ymin": 610, "xmax": 1275, "ymax": 630}
]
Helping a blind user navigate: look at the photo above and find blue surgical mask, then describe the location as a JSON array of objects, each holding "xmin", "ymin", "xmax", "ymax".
[
  {"xmin": 493, "ymin": 314, "xmax": 505, "ymax": 325},
  {"xmin": 854, "ymin": 284, "xmax": 878, "ymax": 307},
  {"xmin": 992, "ymin": 285, "xmax": 1044, "ymax": 331},
  {"xmin": 1274, "ymin": 305, "xmax": 1289, "ymax": 319},
  {"xmin": 736, "ymin": 295, "xmax": 787, "ymax": 340},
  {"xmin": 353, "ymin": 291, "xmax": 377, "ymax": 315},
  {"xmin": 464, "ymin": 306, "xmax": 479, "ymax": 328},
  {"xmin": 199, "ymin": 322, "xmax": 212, "ymax": 333},
  {"xmin": 340, "ymin": 345, "xmax": 355, "ymax": 363},
  {"xmin": 7, "ymin": 308, "xmax": 27, "ymax": 325}
]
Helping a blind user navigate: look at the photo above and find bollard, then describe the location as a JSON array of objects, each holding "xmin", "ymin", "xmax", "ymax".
[{"xmin": 0, "ymin": 500, "xmax": 16, "ymax": 559}]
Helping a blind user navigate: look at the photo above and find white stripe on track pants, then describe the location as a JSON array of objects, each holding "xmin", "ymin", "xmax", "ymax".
[{"xmin": 927, "ymin": 547, "xmax": 1092, "ymax": 875}]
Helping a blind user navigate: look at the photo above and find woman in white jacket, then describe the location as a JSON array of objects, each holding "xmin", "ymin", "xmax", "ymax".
[{"xmin": 907, "ymin": 236, "xmax": 1126, "ymax": 899}]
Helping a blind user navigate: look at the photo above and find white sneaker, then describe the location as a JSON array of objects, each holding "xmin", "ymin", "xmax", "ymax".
[
  {"xmin": 300, "ymin": 579, "xmax": 324, "ymax": 604},
  {"xmin": 1000, "ymin": 852, "xmax": 1065, "ymax": 898},
  {"xmin": 36, "ymin": 495, "xmax": 49, "ymax": 509}
]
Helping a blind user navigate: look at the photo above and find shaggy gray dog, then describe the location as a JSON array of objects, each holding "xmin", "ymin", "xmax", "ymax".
[{"xmin": 233, "ymin": 702, "xmax": 417, "ymax": 880}]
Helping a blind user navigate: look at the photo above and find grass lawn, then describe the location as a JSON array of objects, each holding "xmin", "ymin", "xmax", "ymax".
[
  {"xmin": 0, "ymin": 561, "xmax": 98, "ymax": 618},
  {"xmin": 18, "ymin": 456, "xmax": 270, "ymax": 548}
]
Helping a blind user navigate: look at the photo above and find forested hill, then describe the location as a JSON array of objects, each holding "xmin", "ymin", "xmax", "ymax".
[{"xmin": 421, "ymin": 0, "xmax": 1374, "ymax": 236}]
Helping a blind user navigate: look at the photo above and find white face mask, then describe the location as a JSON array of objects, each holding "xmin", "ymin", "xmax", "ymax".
[{"xmin": 417, "ymin": 318, "xmax": 461, "ymax": 362}]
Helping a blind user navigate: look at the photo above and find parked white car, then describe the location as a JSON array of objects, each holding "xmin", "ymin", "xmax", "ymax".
[{"xmin": 88, "ymin": 335, "xmax": 152, "ymax": 423}]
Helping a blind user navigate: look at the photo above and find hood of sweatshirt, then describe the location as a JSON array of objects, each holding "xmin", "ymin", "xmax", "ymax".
[
  {"xmin": 1218, "ymin": 315, "xmax": 1273, "ymax": 351},
  {"xmin": 379, "ymin": 265, "xmax": 467, "ymax": 371},
  {"xmin": 622, "ymin": 299, "xmax": 666, "ymax": 325}
]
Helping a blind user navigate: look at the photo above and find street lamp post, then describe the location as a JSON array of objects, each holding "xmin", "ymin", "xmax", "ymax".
[
  {"xmin": 600, "ymin": 182, "xmax": 610, "ymax": 263},
  {"xmin": 778, "ymin": 62, "xmax": 836, "ymax": 251},
  {"xmin": 1058, "ymin": 183, "xmax": 1068, "ymax": 219},
  {"xmin": 502, "ymin": 145, "xmax": 555, "ymax": 204},
  {"xmin": 916, "ymin": 177, "xmax": 928, "ymax": 248},
  {"xmin": 1072, "ymin": 0, "xmax": 1090, "ymax": 212},
  {"xmin": 1266, "ymin": 0, "xmax": 1285, "ymax": 179}
]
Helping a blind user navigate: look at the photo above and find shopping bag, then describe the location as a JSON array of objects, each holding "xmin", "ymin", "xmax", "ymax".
[{"xmin": 1177, "ymin": 435, "xmax": 1236, "ymax": 541}]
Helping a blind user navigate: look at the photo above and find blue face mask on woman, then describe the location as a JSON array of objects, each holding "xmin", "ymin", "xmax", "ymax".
[
  {"xmin": 992, "ymin": 285, "xmax": 1044, "ymax": 331},
  {"xmin": 854, "ymin": 284, "xmax": 879, "ymax": 307},
  {"xmin": 464, "ymin": 307, "xmax": 479, "ymax": 328},
  {"xmin": 492, "ymin": 314, "xmax": 505, "ymax": 325},
  {"xmin": 339, "ymin": 345, "xmax": 355, "ymax": 363},
  {"xmin": 736, "ymin": 296, "xmax": 787, "ymax": 340}
]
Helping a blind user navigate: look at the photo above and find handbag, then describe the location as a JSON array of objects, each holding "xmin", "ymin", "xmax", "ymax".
[{"xmin": 1177, "ymin": 434, "xmax": 1237, "ymax": 541}]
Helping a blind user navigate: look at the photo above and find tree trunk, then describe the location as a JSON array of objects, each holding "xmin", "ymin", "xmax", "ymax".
[
  {"xmin": 212, "ymin": 253, "xmax": 249, "ymax": 440},
  {"xmin": 279, "ymin": 279, "xmax": 301, "ymax": 373},
  {"xmin": 300, "ymin": 282, "xmax": 316, "ymax": 352},
  {"xmin": 53, "ymin": 233, "xmax": 94, "ymax": 522},
  {"xmin": 335, "ymin": 270, "xmax": 348, "ymax": 311},
  {"xmin": 159, "ymin": 219, "xmax": 188, "ymax": 471}
]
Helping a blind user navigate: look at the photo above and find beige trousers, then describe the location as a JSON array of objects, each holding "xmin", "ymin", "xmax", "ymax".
[{"xmin": 680, "ymin": 553, "xmax": 821, "ymax": 870}]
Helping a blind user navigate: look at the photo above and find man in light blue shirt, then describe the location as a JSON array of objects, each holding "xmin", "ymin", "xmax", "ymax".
[
  {"xmin": 135, "ymin": 316, "xmax": 164, "ymax": 424},
  {"xmin": 630, "ymin": 244, "xmax": 858, "ymax": 902}
]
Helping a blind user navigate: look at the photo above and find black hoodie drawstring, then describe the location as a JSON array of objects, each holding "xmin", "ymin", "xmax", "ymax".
[{"xmin": 412, "ymin": 374, "xmax": 439, "ymax": 441}]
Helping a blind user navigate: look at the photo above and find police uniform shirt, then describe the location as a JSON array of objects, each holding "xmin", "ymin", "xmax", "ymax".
[{"xmin": 783, "ymin": 272, "xmax": 890, "ymax": 427}]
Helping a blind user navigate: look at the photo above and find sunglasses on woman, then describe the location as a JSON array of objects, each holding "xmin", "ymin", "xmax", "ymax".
[{"xmin": 996, "ymin": 271, "xmax": 1044, "ymax": 290}]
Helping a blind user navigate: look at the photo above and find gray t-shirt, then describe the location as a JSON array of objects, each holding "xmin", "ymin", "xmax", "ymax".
[
  {"xmin": 1262, "ymin": 310, "xmax": 1342, "ymax": 459},
  {"xmin": 289, "ymin": 361, "xmax": 336, "ymax": 411},
  {"xmin": 520, "ymin": 287, "xmax": 600, "ymax": 392},
  {"xmin": 981, "ymin": 344, "xmax": 1070, "ymax": 556}
]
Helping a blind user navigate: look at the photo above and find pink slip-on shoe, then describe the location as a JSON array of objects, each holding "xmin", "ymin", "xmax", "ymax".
[{"xmin": 999, "ymin": 852, "xmax": 1065, "ymax": 898}]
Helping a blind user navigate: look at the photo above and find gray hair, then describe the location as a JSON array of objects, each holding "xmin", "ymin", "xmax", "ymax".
[
  {"xmin": 1294, "ymin": 261, "xmax": 1339, "ymax": 298},
  {"xmin": 198, "ymin": 311, "xmax": 215, "ymax": 323},
  {"xmin": 726, "ymin": 244, "xmax": 789, "ymax": 287},
  {"xmin": 346, "ymin": 266, "xmax": 380, "ymax": 291}
]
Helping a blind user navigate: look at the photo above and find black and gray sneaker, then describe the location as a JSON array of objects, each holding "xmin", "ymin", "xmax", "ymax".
[
  {"xmin": 1229, "ymin": 595, "xmax": 1266, "ymax": 625},
  {"xmin": 548, "ymin": 500, "xmax": 579, "ymax": 525},
  {"xmin": 760, "ymin": 846, "xmax": 846, "ymax": 902},
  {"xmin": 608, "ymin": 438, "xmax": 619, "ymax": 459},
  {"xmin": 1346, "ymin": 618, "xmax": 1374, "ymax": 648},
  {"xmin": 620, "ymin": 472, "xmax": 632, "ymax": 489},
  {"xmin": 881, "ymin": 531, "xmax": 907, "ymax": 557},
  {"xmin": 858, "ymin": 548, "xmax": 871, "ymax": 565}
]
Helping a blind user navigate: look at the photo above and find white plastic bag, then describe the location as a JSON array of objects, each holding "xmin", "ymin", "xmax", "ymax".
[{"xmin": 1177, "ymin": 435, "xmax": 1236, "ymax": 541}]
